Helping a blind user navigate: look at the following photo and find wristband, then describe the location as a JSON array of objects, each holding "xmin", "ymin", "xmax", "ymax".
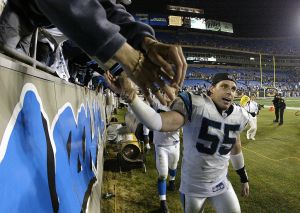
[
  {"xmin": 231, "ymin": 152, "xmax": 248, "ymax": 183},
  {"xmin": 110, "ymin": 63, "xmax": 123, "ymax": 77},
  {"xmin": 236, "ymin": 166, "xmax": 249, "ymax": 183}
]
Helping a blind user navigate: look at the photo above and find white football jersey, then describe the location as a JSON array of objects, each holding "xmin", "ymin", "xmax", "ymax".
[
  {"xmin": 171, "ymin": 92, "xmax": 249, "ymax": 197},
  {"xmin": 244, "ymin": 100, "xmax": 258, "ymax": 114},
  {"xmin": 151, "ymin": 98, "xmax": 180, "ymax": 146}
]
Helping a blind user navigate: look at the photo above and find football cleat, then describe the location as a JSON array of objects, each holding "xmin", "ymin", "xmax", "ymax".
[
  {"xmin": 160, "ymin": 200, "xmax": 169, "ymax": 213},
  {"xmin": 167, "ymin": 180, "xmax": 176, "ymax": 191}
]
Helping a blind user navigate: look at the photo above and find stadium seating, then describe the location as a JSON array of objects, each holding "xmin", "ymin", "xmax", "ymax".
[
  {"xmin": 183, "ymin": 66, "xmax": 300, "ymax": 97},
  {"xmin": 156, "ymin": 30, "xmax": 300, "ymax": 56}
]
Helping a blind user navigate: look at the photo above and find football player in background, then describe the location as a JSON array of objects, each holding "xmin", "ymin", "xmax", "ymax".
[
  {"xmin": 142, "ymin": 125, "xmax": 151, "ymax": 151},
  {"xmin": 146, "ymin": 94, "xmax": 180, "ymax": 213},
  {"xmin": 108, "ymin": 72, "xmax": 250, "ymax": 213},
  {"xmin": 141, "ymin": 96, "xmax": 152, "ymax": 151},
  {"xmin": 243, "ymin": 94, "xmax": 259, "ymax": 140}
]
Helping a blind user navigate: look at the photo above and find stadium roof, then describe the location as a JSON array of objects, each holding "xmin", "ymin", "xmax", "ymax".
[{"xmin": 127, "ymin": 0, "xmax": 300, "ymax": 38}]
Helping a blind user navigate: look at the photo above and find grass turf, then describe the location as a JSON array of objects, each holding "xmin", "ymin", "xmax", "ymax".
[
  {"xmin": 256, "ymin": 97, "xmax": 300, "ymax": 108},
  {"xmin": 101, "ymin": 100, "xmax": 300, "ymax": 213}
]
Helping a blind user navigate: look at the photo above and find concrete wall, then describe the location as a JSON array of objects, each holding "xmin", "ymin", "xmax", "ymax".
[{"xmin": 0, "ymin": 53, "xmax": 109, "ymax": 212}]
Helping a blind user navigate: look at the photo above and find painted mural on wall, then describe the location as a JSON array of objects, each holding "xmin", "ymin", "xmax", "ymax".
[{"xmin": 0, "ymin": 83, "xmax": 105, "ymax": 212}]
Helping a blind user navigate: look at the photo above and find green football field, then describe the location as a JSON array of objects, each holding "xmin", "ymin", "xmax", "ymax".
[
  {"xmin": 101, "ymin": 98, "xmax": 300, "ymax": 213},
  {"xmin": 255, "ymin": 97, "xmax": 300, "ymax": 108}
]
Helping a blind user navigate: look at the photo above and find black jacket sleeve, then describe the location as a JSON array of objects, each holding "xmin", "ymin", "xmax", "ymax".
[
  {"xmin": 33, "ymin": 0, "xmax": 153, "ymax": 63},
  {"xmin": 101, "ymin": 1, "xmax": 155, "ymax": 51}
]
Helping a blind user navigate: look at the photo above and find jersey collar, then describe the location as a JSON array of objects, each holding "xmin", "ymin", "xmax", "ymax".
[{"xmin": 214, "ymin": 102, "xmax": 234, "ymax": 117}]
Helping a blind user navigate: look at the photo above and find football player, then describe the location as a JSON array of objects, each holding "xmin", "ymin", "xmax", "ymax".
[
  {"xmin": 143, "ymin": 125, "xmax": 151, "ymax": 150},
  {"xmin": 243, "ymin": 94, "xmax": 259, "ymax": 140},
  {"xmin": 108, "ymin": 72, "xmax": 250, "ymax": 213},
  {"xmin": 146, "ymin": 95, "xmax": 180, "ymax": 213}
]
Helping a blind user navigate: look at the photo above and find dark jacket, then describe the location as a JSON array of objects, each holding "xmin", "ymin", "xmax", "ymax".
[
  {"xmin": 278, "ymin": 99, "xmax": 286, "ymax": 110},
  {"xmin": 272, "ymin": 96, "xmax": 280, "ymax": 108},
  {"xmin": 9, "ymin": 0, "xmax": 51, "ymax": 27},
  {"xmin": 8, "ymin": 0, "xmax": 155, "ymax": 62}
]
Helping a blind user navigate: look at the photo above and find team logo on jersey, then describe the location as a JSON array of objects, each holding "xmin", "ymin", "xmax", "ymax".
[{"xmin": 212, "ymin": 182, "xmax": 225, "ymax": 192}]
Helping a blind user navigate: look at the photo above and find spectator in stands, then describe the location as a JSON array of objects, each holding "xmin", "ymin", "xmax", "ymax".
[
  {"xmin": 91, "ymin": 74, "xmax": 107, "ymax": 93},
  {"xmin": 272, "ymin": 94, "xmax": 280, "ymax": 123},
  {"xmin": 34, "ymin": 33, "xmax": 56, "ymax": 66},
  {"xmin": 0, "ymin": 0, "xmax": 187, "ymax": 104},
  {"xmin": 278, "ymin": 97, "xmax": 286, "ymax": 126},
  {"xmin": 0, "ymin": 0, "xmax": 36, "ymax": 54}
]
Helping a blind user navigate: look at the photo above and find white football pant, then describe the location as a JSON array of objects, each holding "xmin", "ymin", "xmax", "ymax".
[
  {"xmin": 246, "ymin": 116, "xmax": 257, "ymax": 140},
  {"xmin": 155, "ymin": 143, "xmax": 180, "ymax": 179},
  {"xmin": 182, "ymin": 182, "xmax": 241, "ymax": 213}
]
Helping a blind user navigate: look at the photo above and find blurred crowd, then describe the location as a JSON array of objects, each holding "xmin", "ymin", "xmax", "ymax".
[
  {"xmin": 183, "ymin": 67, "xmax": 300, "ymax": 97},
  {"xmin": 1, "ymin": 0, "xmax": 299, "ymax": 100},
  {"xmin": 156, "ymin": 30, "xmax": 300, "ymax": 56}
]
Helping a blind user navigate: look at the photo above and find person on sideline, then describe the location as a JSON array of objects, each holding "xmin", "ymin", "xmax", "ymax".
[
  {"xmin": 272, "ymin": 94, "xmax": 280, "ymax": 123},
  {"xmin": 278, "ymin": 97, "xmax": 286, "ymax": 125}
]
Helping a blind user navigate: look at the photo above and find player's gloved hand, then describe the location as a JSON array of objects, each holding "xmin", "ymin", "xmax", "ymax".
[
  {"xmin": 241, "ymin": 182, "xmax": 249, "ymax": 197},
  {"xmin": 142, "ymin": 37, "xmax": 187, "ymax": 88}
]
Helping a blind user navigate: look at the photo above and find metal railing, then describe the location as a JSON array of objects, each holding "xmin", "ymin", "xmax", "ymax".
[{"xmin": 0, "ymin": 28, "xmax": 56, "ymax": 75}]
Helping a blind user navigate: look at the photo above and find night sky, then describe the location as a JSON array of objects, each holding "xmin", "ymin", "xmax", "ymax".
[{"xmin": 127, "ymin": 0, "xmax": 300, "ymax": 38}]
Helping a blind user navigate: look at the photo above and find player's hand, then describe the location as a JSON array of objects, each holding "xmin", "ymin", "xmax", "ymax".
[
  {"xmin": 112, "ymin": 42, "xmax": 177, "ymax": 105},
  {"xmin": 104, "ymin": 70, "xmax": 119, "ymax": 93},
  {"xmin": 104, "ymin": 71, "xmax": 137, "ymax": 103},
  {"xmin": 143, "ymin": 37, "xmax": 187, "ymax": 88},
  {"xmin": 104, "ymin": 70, "xmax": 116, "ymax": 83},
  {"xmin": 241, "ymin": 182, "xmax": 249, "ymax": 197},
  {"xmin": 125, "ymin": 53, "xmax": 177, "ymax": 105}
]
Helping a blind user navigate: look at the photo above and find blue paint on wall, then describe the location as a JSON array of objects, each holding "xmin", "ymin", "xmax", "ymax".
[
  {"xmin": 0, "ymin": 86, "xmax": 105, "ymax": 212},
  {"xmin": 52, "ymin": 105, "xmax": 100, "ymax": 212},
  {"xmin": 0, "ymin": 91, "xmax": 54, "ymax": 212}
]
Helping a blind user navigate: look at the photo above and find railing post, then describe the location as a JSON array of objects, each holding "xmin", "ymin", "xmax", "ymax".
[{"xmin": 32, "ymin": 28, "xmax": 39, "ymax": 68}]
